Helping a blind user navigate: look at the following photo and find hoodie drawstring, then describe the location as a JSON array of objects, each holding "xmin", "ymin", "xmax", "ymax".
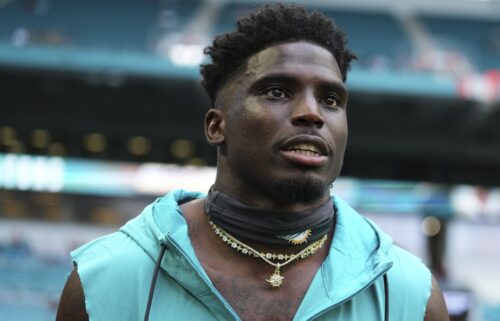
[
  {"xmin": 144, "ymin": 243, "xmax": 168, "ymax": 321},
  {"xmin": 384, "ymin": 273, "xmax": 390, "ymax": 321}
]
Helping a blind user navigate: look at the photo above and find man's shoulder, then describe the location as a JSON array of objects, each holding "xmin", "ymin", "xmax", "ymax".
[
  {"xmin": 71, "ymin": 230, "xmax": 151, "ymax": 272},
  {"xmin": 334, "ymin": 196, "xmax": 433, "ymax": 315},
  {"xmin": 386, "ymin": 240, "xmax": 430, "ymax": 281}
]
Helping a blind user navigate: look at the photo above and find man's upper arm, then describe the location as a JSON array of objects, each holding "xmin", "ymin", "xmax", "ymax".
[
  {"xmin": 424, "ymin": 275, "xmax": 450, "ymax": 321},
  {"xmin": 56, "ymin": 268, "xmax": 89, "ymax": 321}
]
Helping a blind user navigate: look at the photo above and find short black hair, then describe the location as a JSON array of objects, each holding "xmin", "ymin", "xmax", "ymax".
[{"xmin": 200, "ymin": 3, "xmax": 356, "ymax": 104}]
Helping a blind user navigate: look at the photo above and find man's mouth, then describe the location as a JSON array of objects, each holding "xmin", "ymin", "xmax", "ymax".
[{"xmin": 280, "ymin": 137, "xmax": 329, "ymax": 167}]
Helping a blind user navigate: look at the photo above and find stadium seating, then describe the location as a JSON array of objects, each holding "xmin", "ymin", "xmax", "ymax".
[{"xmin": 418, "ymin": 14, "xmax": 500, "ymax": 72}]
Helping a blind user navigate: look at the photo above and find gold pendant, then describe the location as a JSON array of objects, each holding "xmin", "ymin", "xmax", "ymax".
[{"xmin": 266, "ymin": 265, "xmax": 284, "ymax": 288}]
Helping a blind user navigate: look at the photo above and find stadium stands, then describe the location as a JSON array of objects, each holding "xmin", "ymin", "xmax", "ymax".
[
  {"xmin": 0, "ymin": 0, "xmax": 202, "ymax": 52},
  {"xmin": 325, "ymin": 9, "xmax": 412, "ymax": 70},
  {"xmin": 418, "ymin": 14, "xmax": 500, "ymax": 72}
]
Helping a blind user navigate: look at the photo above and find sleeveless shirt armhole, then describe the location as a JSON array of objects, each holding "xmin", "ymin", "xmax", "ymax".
[
  {"xmin": 387, "ymin": 246, "xmax": 432, "ymax": 321},
  {"xmin": 70, "ymin": 240, "xmax": 105, "ymax": 321}
]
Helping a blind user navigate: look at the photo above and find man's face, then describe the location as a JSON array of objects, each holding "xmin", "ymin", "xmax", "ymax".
[{"xmin": 210, "ymin": 41, "xmax": 348, "ymax": 207}]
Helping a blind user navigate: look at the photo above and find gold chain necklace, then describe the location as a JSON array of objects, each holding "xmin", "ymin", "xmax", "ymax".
[{"xmin": 209, "ymin": 220, "xmax": 328, "ymax": 288}]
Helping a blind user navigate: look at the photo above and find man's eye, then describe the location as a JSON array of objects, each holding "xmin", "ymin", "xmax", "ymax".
[
  {"xmin": 264, "ymin": 87, "xmax": 287, "ymax": 99},
  {"xmin": 322, "ymin": 95, "xmax": 339, "ymax": 108}
]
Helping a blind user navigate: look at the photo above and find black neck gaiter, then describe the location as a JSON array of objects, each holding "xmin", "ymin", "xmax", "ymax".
[{"xmin": 204, "ymin": 188, "xmax": 334, "ymax": 245}]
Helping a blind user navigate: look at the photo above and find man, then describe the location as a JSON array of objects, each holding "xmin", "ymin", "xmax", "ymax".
[{"xmin": 56, "ymin": 4, "xmax": 449, "ymax": 321}]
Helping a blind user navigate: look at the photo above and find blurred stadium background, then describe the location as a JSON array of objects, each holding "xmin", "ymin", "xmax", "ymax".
[{"xmin": 0, "ymin": 0, "xmax": 499, "ymax": 320}]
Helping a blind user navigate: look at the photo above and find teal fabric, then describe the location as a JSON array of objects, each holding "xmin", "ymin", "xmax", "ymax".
[{"xmin": 71, "ymin": 189, "xmax": 431, "ymax": 321}]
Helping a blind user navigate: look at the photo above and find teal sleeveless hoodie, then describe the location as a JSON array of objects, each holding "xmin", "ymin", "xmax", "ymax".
[{"xmin": 71, "ymin": 190, "xmax": 431, "ymax": 321}]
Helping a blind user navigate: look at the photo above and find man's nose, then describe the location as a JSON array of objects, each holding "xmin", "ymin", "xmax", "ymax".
[{"xmin": 290, "ymin": 94, "xmax": 324, "ymax": 128}]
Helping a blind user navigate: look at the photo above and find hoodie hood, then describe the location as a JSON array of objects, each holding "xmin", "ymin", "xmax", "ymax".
[
  {"xmin": 120, "ymin": 189, "xmax": 204, "ymax": 264},
  {"xmin": 329, "ymin": 195, "xmax": 393, "ymax": 290},
  {"xmin": 120, "ymin": 190, "xmax": 394, "ymax": 319}
]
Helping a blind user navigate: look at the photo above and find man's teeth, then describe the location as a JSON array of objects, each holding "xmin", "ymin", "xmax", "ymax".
[
  {"xmin": 287, "ymin": 144, "xmax": 322, "ymax": 156},
  {"xmin": 290, "ymin": 150, "xmax": 320, "ymax": 156}
]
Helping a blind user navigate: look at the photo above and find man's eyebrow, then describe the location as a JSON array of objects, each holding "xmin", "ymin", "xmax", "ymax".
[
  {"xmin": 317, "ymin": 81, "xmax": 347, "ymax": 96},
  {"xmin": 247, "ymin": 74, "xmax": 298, "ymax": 92},
  {"xmin": 247, "ymin": 73, "xmax": 347, "ymax": 94}
]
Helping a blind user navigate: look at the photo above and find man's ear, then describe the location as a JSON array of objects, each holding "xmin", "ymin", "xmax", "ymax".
[{"xmin": 204, "ymin": 108, "xmax": 225, "ymax": 146}]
